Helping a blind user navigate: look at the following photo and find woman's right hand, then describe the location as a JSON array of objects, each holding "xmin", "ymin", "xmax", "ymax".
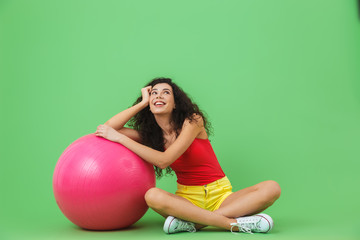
[{"xmin": 140, "ymin": 86, "xmax": 152, "ymax": 106}]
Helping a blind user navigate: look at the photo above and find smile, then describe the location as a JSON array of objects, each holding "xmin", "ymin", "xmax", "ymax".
[{"xmin": 154, "ymin": 101, "xmax": 166, "ymax": 107}]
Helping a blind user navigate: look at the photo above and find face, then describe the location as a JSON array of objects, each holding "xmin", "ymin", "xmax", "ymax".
[{"xmin": 149, "ymin": 83, "xmax": 176, "ymax": 115}]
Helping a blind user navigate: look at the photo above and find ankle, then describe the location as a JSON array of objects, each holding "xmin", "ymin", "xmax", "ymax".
[{"xmin": 194, "ymin": 223, "xmax": 206, "ymax": 230}]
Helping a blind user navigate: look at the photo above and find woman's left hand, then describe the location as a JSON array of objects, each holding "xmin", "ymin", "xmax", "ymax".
[{"xmin": 95, "ymin": 124, "xmax": 123, "ymax": 143}]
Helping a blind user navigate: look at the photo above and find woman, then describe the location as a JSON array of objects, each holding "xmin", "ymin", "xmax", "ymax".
[{"xmin": 94, "ymin": 77, "xmax": 281, "ymax": 234}]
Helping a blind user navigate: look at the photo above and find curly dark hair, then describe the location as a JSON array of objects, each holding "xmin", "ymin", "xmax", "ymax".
[{"xmin": 127, "ymin": 77, "xmax": 212, "ymax": 179}]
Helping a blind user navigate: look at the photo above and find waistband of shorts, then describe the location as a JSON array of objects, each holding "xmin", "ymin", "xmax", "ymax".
[{"xmin": 177, "ymin": 176, "xmax": 230, "ymax": 190}]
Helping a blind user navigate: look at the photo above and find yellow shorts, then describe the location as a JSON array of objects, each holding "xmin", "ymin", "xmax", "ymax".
[{"xmin": 175, "ymin": 176, "xmax": 233, "ymax": 211}]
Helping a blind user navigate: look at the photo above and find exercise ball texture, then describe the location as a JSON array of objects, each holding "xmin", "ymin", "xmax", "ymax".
[{"xmin": 53, "ymin": 134, "xmax": 155, "ymax": 230}]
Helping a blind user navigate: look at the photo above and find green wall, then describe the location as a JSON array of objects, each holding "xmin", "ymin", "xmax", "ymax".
[{"xmin": 1, "ymin": 1, "xmax": 359, "ymax": 239}]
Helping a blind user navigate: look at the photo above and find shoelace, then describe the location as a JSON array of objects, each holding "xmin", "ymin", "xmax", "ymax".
[
  {"xmin": 230, "ymin": 221, "xmax": 261, "ymax": 234},
  {"xmin": 176, "ymin": 221, "xmax": 196, "ymax": 233},
  {"xmin": 230, "ymin": 223, "xmax": 253, "ymax": 234}
]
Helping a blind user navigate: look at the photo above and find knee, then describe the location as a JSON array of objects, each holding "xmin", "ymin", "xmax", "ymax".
[
  {"xmin": 259, "ymin": 180, "xmax": 281, "ymax": 203},
  {"xmin": 144, "ymin": 187, "xmax": 166, "ymax": 209}
]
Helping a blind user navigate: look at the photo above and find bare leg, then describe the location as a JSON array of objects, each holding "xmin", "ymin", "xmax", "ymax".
[
  {"xmin": 196, "ymin": 180, "xmax": 281, "ymax": 229},
  {"xmin": 145, "ymin": 180, "xmax": 281, "ymax": 231},
  {"xmin": 215, "ymin": 180, "xmax": 281, "ymax": 217},
  {"xmin": 145, "ymin": 187, "xmax": 236, "ymax": 230}
]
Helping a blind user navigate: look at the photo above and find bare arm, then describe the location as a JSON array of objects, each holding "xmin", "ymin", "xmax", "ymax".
[
  {"xmin": 104, "ymin": 101, "xmax": 147, "ymax": 130},
  {"xmin": 103, "ymin": 86, "xmax": 152, "ymax": 142},
  {"xmin": 96, "ymin": 117, "xmax": 204, "ymax": 169},
  {"xmin": 117, "ymin": 117, "xmax": 203, "ymax": 169}
]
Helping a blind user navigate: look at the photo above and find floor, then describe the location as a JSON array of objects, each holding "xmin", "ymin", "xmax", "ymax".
[{"xmin": 2, "ymin": 209, "xmax": 357, "ymax": 240}]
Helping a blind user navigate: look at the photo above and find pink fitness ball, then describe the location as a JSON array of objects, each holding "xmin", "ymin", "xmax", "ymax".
[{"xmin": 53, "ymin": 134, "xmax": 156, "ymax": 230}]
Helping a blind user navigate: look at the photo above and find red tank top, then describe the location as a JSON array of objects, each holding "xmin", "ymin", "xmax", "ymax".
[{"xmin": 170, "ymin": 138, "xmax": 225, "ymax": 186}]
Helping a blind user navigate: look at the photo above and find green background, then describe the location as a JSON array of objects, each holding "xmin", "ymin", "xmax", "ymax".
[{"xmin": 1, "ymin": 0, "xmax": 359, "ymax": 239}]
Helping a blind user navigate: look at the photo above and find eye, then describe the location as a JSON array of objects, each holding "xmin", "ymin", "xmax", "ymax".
[
  {"xmin": 164, "ymin": 91, "xmax": 170, "ymax": 95},
  {"xmin": 151, "ymin": 91, "xmax": 157, "ymax": 95}
]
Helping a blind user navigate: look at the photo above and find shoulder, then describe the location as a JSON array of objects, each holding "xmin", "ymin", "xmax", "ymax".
[{"xmin": 182, "ymin": 113, "xmax": 204, "ymax": 128}]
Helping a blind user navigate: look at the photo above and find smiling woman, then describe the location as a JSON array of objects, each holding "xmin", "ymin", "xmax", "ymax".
[{"xmin": 94, "ymin": 77, "xmax": 281, "ymax": 234}]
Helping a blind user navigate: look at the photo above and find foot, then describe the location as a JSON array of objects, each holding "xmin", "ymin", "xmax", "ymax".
[
  {"xmin": 163, "ymin": 216, "xmax": 196, "ymax": 234},
  {"xmin": 230, "ymin": 213, "xmax": 274, "ymax": 234}
]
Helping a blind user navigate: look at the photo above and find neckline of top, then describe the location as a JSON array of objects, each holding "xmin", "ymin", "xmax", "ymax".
[{"xmin": 194, "ymin": 138, "xmax": 209, "ymax": 141}]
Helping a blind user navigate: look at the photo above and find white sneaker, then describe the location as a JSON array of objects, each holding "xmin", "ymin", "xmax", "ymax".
[
  {"xmin": 230, "ymin": 213, "xmax": 274, "ymax": 234},
  {"xmin": 163, "ymin": 216, "xmax": 196, "ymax": 234}
]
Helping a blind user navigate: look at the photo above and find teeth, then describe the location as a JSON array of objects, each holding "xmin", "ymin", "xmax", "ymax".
[{"xmin": 155, "ymin": 102, "xmax": 165, "ymax": 105}]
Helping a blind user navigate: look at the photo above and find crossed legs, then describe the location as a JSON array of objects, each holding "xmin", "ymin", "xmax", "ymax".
[{"xmin": 145, "ymin": 180, "xmax": 281, "ymax": 231}]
